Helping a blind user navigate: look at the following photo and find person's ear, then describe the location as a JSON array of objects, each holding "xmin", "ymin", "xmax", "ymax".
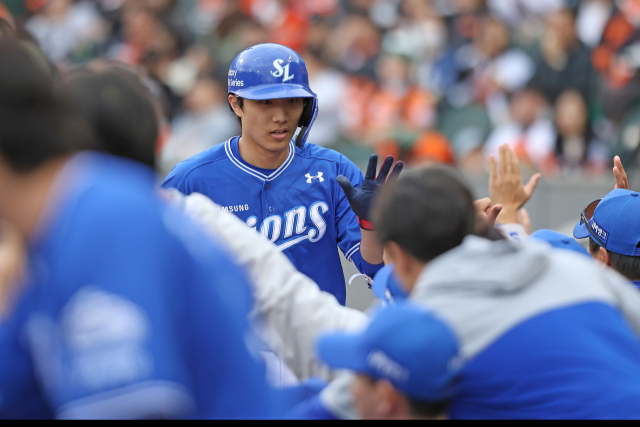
[
  {"xmin": 593, "ymin": 246, "xmax": 610, "ymax": 267},
  {"xmin": 228, "ymin": 95, "xmax": 243, "ymax": 119}
]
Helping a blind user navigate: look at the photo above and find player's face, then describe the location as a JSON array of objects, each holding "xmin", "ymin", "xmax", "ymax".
[{"xmin": 241, "ymin": 97, "xmax": 304, "ymax": 152}]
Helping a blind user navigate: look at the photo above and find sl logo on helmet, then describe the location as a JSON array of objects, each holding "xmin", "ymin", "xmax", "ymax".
[{"xmin": 272, "ymin": 59, "xmax": 294, "ymax": 82}]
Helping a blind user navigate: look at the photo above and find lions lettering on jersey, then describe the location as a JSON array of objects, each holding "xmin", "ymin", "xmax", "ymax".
[
  {"xmin": 245, "ymin": 202, "xmax": 329, "ymax": 251},
  {"xmin": 162, "ymin": 136, "xmax": 371, "ymax": 305}
]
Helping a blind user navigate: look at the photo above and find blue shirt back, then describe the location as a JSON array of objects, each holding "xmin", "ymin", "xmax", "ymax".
[
  {"xmin": 0, "ymin": 153, "xmax": 274, "ymax": 419},
  {"xmin": 162, "ymin": 138, "xmax": 370, "ymax": 305},
  {"xmin": 450, "ymin": 302, "xmax": 640, "ymax": 419}
]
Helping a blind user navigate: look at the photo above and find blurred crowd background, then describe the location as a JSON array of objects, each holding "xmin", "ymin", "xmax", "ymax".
[{"xmin": 2, "ymin": 0, "xmax": 640, "ymax": 180}]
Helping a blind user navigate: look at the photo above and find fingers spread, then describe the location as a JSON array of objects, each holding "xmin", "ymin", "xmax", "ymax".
[
  {"xmin": 376, "ymin": 155, "xmax": 394, "ymax": 183},
  {"xmin": 365, "ymin": 154, "xmax": 378, "ymax": 181},
  {"xmin": 387, "ymin": 161, "xmax": 404, "ymax": 183}
]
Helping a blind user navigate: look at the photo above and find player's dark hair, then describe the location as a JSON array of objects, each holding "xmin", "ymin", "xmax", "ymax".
[
  {"xmin": 588, "ymin": 237, "xmax": 640, "ymax": 281},
  {"xmin": 373, "ymin": 166, "xmax": 478, "ymax": 262},
  {"xmin": 63, "ymin": 65, "xmax": 159, "ymax": 168},
  {"xmin": 0, "ymin": 41, "xmax": 83, "ymax": 172},
  {"xmin": 406, "ymin": 396, "xmax": 450, "ymax": 419}
]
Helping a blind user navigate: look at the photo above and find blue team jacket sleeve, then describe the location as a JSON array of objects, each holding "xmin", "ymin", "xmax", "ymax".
[
  {"xmin": 40, "ymin": 194, "xmax": 275, "ymax": 419},
  {"xmin": 0, "ymin": 288, "xmax": 52, "ymax": 419},
  {"xmin": 334, "ymin": 156, "xmax": 383, "ymax": 277}
]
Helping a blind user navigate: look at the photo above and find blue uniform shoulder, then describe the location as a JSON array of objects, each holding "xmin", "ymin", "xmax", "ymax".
[
  {"xmin": 162, "ymin": 140, "xmax": 230, "ymax": 188},
  {"xmin": 296, "ymin": 143, "xmax": 362, "ymax": 176},
  {"xmin": 297, "ymin": 143, "xmax": 350, "ymax": 163}
]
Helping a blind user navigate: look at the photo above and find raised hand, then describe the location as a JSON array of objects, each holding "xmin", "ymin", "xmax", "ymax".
[
  {"xmin": 613, "ymin": 156, "xmax": 629, "ymax": 190},
  {"xmin": 489, "ymin": 144, "xmax": 541, "ymax": 224},
  {"xmin": 337, "ymin": 154, "xmax": 403, "ymax": 230}
]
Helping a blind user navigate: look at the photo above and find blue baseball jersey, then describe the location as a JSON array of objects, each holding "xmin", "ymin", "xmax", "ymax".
[
  {"xmin": 162, "ymin": 137, "xmax": 381, "ymax": 305},
  {"xmin": 0, "ymin": 152, "xmax": 275, "ymax": 419}
]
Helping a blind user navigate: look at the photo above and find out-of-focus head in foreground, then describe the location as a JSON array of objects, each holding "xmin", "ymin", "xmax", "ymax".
[
  {"xmin": 317, "ymin": 303, "xmax": 460, "ymax": 420},
  {"xmin": 372, "ymin": 167, "xmax": 478, "ymax": 293}
]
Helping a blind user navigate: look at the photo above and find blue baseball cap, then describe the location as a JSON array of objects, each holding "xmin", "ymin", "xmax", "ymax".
[
  {"xmin": 317, "ymin": 303, "xmax": 461, "ymax": 402},
  {"xmin": 573, "ymin": 189, "xmax": 640, "ymax": 256},
  {"xmin": 227, "ymin": 43, "xmax": 318, "ymax": 148},
  {"xmin": 529, "ymin": 229, "xmax": 589, "ymax": 256},
  {"xmin": 371, "ymin": 264, "xmax": 409, "ymax": 303}
]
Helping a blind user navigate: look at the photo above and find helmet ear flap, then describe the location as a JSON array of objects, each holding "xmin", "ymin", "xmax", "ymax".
[
  {"xmin": 298, "ymin": 99, "xmax": 314, "ymax": 128},
  {"xmin": 295, "ymin": 97, "xmax": 318, "ymax": 148}
]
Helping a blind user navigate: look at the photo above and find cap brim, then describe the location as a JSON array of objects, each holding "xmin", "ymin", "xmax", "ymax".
[
  {"xmin": 231, "ymin": 83, "xmax": 316, "ymax": 100},
  {"xmin": 573, "ymin": 221, "xmax": 590, "ymax": 239},
  {"xmin": 317, "ymin": 332, "xmax": 369, "ymax": 373}
]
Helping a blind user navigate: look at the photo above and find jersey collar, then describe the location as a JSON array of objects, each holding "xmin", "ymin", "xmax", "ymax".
[{"xmin": 224, "ymin": 137, "xmax": 295, "ymax": 182}]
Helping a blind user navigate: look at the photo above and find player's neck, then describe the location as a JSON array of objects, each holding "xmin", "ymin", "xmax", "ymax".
[
  {"xmin": 0, "ymin": 155, "xmax": 73, "ymax": 241},
  {"xmin": 238, "ymin": 135, "xmax": 290, "ymax": 170}
]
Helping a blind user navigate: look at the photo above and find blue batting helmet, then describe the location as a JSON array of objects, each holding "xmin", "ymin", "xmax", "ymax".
[{"xmin": 228, "ymin": 43, "xmax": 318, "ymax": 148}]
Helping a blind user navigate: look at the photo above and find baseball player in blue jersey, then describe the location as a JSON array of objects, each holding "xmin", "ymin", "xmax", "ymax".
[{"xmin": 162, "ymin": 43, "xmax": 402, "ymax": 305}]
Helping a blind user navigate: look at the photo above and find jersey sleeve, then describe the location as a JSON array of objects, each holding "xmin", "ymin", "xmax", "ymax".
[
  {"xmin": 39, "ymin": 199, "xmax": 275, "ymax": 419},
  {"xmin": 161, "ymin": 163, "xmax": 193, "ymax": 194}
]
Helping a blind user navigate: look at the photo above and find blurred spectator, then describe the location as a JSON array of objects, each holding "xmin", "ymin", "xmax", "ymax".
[
  {"xmin": 3, "ymin": 0, "xmax": 621, "ymax": 176},
  {"xmin": 25, "ymin": 0, "xmax": 105, "ymax": 64},
  {"xmin": 483, "ymin": 88, "xmax": 556, "ymax": 173},
  {"xmin": 552, "ymin": 89, "xmax": 609, "ymax": 174},
  {"xmin": 487, "ymin": 0, "xmax": 564, "ymax": 28},
  {"xmin": 529, "ymin": 8, "xmax": 594, "ymax": 103},
  {"xmin": 159, "ymin": 76, "xmax": 239, "ymax": 175},
  {"xmin": 575, "ymin": 0, "xmax": 614, "ymax": 48},
  {"xmin": 324, "ymin": 14, "xmax": 381, "ymax": 78},
  {"xmin": 433, "ymin": 15, "xmax": 535, "ymax": 123},
  {"xmin": 592, "ymin": 0, "xmax": 640, "ymax": 122},
  {"xmin": 303, "ymin": 50, "xmax": 348, "ymax": 147},
  {"xmin": 382, "ymin": 0, "xmax": 447, "ymax": 63}
]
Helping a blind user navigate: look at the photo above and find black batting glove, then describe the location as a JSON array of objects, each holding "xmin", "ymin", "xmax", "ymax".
[{"xmin": 337, "ymin": 154, "xmax": 403, "ymax": 230}]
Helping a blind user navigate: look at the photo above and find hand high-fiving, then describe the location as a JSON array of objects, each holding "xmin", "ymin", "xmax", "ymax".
[
  {"xmin": 337, "ymin": 154, "xmax": 403, "ymax": 230},
  {"xmin": 489, "ymin": 144, "xmax": 541, "ymax": 224}
]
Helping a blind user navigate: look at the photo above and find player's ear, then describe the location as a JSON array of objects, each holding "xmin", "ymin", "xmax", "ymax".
[
  {"xmin": 593, "ymin": 246, "xmax": 609, "ymax": 267},
  {"xmin": 229, "ymin": 94, "xmax": 243, "ymax": 119}
]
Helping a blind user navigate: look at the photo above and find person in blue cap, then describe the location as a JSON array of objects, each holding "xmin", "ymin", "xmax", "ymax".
[
  {"xmin": 573, "ymin": 188, "xmax": 640, "ymax": 287},
  {"xmin": 529, "ymin": 229, "xmax": 589, "ymax": 256},
  {"xmin": 316, "ymin": 303, "xmax": 460, "ymax": 420},
  {"xmin": 163, "ymin": 43, "xmax": 402, "ymax": 306}
]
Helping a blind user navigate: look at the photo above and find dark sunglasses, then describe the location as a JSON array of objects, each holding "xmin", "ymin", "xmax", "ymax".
[{"xmin": 580, "ymin": 198, "xmax": 605, "ymax": 247}]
